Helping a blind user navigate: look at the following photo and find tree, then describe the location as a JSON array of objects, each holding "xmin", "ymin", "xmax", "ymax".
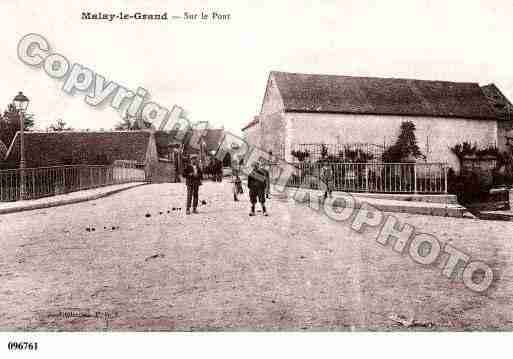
[
  {"xmin": 382, "ymin": 121, "xmax": 424, "ymax": 162},
  {"xmin": 114, "ymin": 113, "xmax": 152, "ymax": 130},
  {"xmin": 114, "ymin": 115, "xmax": 132, "ymax": 131},
  {"xmin": 2, "ymin": 103, "xmax": 35, "ymax": 129},
  {"xmin": 342, "ymin": 148, "xmax": 374, "ymax": 163},
  {"xmin": 291, "ymin": 149, "xmax": 310, "ymax": 162},
  {"xmin": 450, "ymin": 141, "xmax": 478, "ymax": 160},
  {"xmin": 0, "ymin": 103, "xmax": 35, "ymax": 146},
  {"xmin": 48, "ymin": 119, "xmax": 73, "ymax": 131}
]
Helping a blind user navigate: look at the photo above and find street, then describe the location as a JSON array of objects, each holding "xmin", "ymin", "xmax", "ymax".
[{"xmin": 1, "ymin": 181, "xmax": 513, "ymax": 330}]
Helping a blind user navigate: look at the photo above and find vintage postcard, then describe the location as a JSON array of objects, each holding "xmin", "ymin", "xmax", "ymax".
[{"xmin": 0, "ymin": 0, "xmax": 512, "ymax": 357}]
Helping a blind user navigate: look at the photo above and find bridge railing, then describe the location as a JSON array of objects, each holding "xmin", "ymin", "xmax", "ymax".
[
  {"xmin": 0, "ymin": 162, "xmax": 146, "ymax": 202},
  {"xmin": 269, "ymin": 162, "xmax": 448, "ymax": 194}
]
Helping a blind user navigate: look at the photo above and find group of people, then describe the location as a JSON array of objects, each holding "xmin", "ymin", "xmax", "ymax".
[
  {"xmin": 204, "ymin": 158, "xmax": 224, "ymax": 182},
  {"xmin": 182, "ymin": 155, "xmax": 271, "ymax": 216},
  {"xmin": 183, "ymin": 156, "xmax": 335, "ymax": 216}
]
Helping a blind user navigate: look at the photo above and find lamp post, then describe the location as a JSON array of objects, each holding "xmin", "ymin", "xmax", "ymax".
[{"xmin": 13, "ymin": 91, "xmax": 29, "ymax": 200}]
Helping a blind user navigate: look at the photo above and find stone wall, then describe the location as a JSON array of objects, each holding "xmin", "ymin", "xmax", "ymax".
[
  {"xmin": 249, "ymin": 73, "xmax": 287, "ymax": 159},
  {"xmin": 260, "ymin": 75, "xmax": 285, "ymax": 116},
  {"xmin": 259, "ymin": 112, "xmax": 286, "ymax": 159},
  {"xmin": 243, "ymin": 122, "xmax": 261, "ymax": 152},
  {"xmin": 149, "ymin": 159, "xmax": 177, "ymax": 183},
  {"xmin": 284, "ymin": 113, "xmax": 498, "ymax": 171}
]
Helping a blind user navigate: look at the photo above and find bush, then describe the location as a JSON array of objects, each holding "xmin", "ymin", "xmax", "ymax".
[
  {"xmin": 450, "ymin": 142, "xmax": 513, "ymax": 189},
  {"xmin": 447, "ymin": 168, "xmax": 493, "ymax": 204},
  {"xmin": 450, "ymin": 141, "xmax": 478, "ymax": 160},
  {"xmin": 382, "ymin": 121, "xmax": 424, "ymax": 162},
  {"xmin": 291, "ymin": 150, "xmax": 310, "ymax": 162}
]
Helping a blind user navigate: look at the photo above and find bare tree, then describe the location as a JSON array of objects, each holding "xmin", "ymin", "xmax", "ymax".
[
  {"xmin": 48, "ymin": 119, "xmax": 73, "ymax": 132},
  {"xmin": 114, "ymin": 113, "xmax": 152, "ymax": 131}
]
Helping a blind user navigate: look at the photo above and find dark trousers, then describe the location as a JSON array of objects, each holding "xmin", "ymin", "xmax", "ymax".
[
  {"xmin": 186, "ymin": 184, "xmax": 199, "ymax": 210},
  {"xmin": 249, "ymin": 190, "xmax": 266, "ymax": 204},
  {"xmin": 249, "ymin": 189, "xmax": 266, "ymax": 212}
]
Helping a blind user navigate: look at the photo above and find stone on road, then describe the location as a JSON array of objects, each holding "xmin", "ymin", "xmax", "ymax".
[{"xmin": 0, "ymin": 182, "xmax": 512, "ymax": 330}]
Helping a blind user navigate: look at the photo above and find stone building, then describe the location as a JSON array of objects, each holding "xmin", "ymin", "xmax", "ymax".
[
  {"xmin": 2, "ymin": 131, "xmax": 154, "ymax": 168},
  {"xmin": 0, "ymin": 130, "xmax": 177, "ymax": 182},
  {"xmin": 242, "ymin": 71, "xmax": 511, "ymax": 171},
  {"xmin": 155, "ymin": 128, "xmax": 225, "ymax": 160},
  {"xmin": 1, "ymin": 128, "xmax": 227, "ymax": 182}
]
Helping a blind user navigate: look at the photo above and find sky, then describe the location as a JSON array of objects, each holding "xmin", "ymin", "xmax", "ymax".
[{"xmin": 1, "ymin": 0, "xmax": 513, "ymax": 135}]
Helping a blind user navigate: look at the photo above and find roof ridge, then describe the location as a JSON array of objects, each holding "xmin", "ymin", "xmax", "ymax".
[
  {"xmin": 270, "ymin": 70, "xmax": 480, "ymax": 86},
  {"xmin": 268, "ymin": 71, "xmax": 497, "ymax": 120}
]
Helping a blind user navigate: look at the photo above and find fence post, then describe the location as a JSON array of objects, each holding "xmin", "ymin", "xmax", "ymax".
[
  {"xmin": 62, "ymin": 167, "xmax": 66, "ymax": 193},
  {"xmin": 31, "ymin": 171, "xmax": 35, "ymax": 198},
  {"xmin": 413, "ymin": 163, "xmax": 417, "ymax": 194},
  {"xmin": 444, "ymin": 164, "xmax": 448, "ymax": 194},
  {"xmin": 365, "ymin": 163, "xmax": 369, "ymax": 192}
]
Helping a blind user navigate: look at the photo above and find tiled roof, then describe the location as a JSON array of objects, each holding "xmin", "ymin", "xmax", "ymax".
[
  {"xmin": 155, "ymin": 128, "xmax": 225, "ymax": 153},
  {"xmin": 270, "ymin": 71, "xmax": 497, "ymax": 120},
  {"xmin": 4, "ymin": 131, "xmax": 151, "ymax": 168},
  {"xmin": 198, "ymin": 128, "xmax": 225, "ymax": 152},
  {"xmin": 480, "ymin": 83, "xmax": 513, "ymax": 121}
]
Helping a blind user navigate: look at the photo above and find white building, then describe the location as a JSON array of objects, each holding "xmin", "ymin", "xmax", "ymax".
[{"xmin": 243, "ymin": 71, "xmax": 510, "ymax": 171}]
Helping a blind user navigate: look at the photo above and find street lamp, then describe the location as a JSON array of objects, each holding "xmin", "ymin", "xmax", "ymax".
[{"xmin": 13, "ymin": 91, "xmax": 29, "ymax": 200}]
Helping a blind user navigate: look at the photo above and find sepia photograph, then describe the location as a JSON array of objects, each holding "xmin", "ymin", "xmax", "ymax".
[{"xmin": 0, "ymin": 0, "xmax": 512, "ymax": 357}]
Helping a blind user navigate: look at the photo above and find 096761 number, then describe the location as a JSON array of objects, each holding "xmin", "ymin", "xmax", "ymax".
[{"xmin": 8, "ymin": 341, "xmax": 38, "ymax": 351}]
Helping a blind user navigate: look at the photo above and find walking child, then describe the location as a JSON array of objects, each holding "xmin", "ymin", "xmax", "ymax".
[
  {"xmin": 231, "ymin": 165, "xmax": 243, "ymax": 201},
  {"xmin": 247, "ymin": 162, "xmax": 269, "ymax": 216}
]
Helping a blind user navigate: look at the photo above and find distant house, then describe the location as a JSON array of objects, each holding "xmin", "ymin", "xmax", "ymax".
[
  {"xmin": 241, "ymin": 117, "xmax": 261, "ymax": 151},
  {"xmin": 243, "ymin": 71, "xmax": 511, "ymax": 171},
  {"xmin": 2, "ymin": 131, "xmax": 156, "ymax": 169},
  {"xmin": 481, "ymin": 83, "xmax": 513, "ymax": 151},
  {"xmin": 200, "ymin": 128, "xmax": 225, "ymax": 154},
  {"xmin": 155, "ymin": 128, "xmax": 225, "ymax": 159}
]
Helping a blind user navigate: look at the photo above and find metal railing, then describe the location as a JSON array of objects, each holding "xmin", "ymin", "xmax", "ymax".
[
  {"xmin": 0, "ymin": 161, "xmax": 146, "ymax": 202},
  {"xmin": 270, "ymin": 162, "xmax": 448, "ymax": 194},
  {"xmin": 292, "ymin": 143, "xmax": 388, "ymax": 162}
]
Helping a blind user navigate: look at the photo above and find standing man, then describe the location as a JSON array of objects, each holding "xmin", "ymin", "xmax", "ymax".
[
  {"xmin": 320, "ymin": 163, "xmax": 334, "ymax": 199},
  {"xmin": 183, "ymin": 155, "xmax": 203, "ymax": 215},
  {"xmin": 247, "ymin": 161, "xmax": 269, "ymax": 216},
  {"xmin": 216, "ymin": 159, "xmax": 223, "ymax": 182}
]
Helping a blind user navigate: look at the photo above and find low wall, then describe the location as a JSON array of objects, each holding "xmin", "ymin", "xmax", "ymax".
[{"xmin": 149, "ymin": 159, "xmax": 179, "ymax": 183}]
